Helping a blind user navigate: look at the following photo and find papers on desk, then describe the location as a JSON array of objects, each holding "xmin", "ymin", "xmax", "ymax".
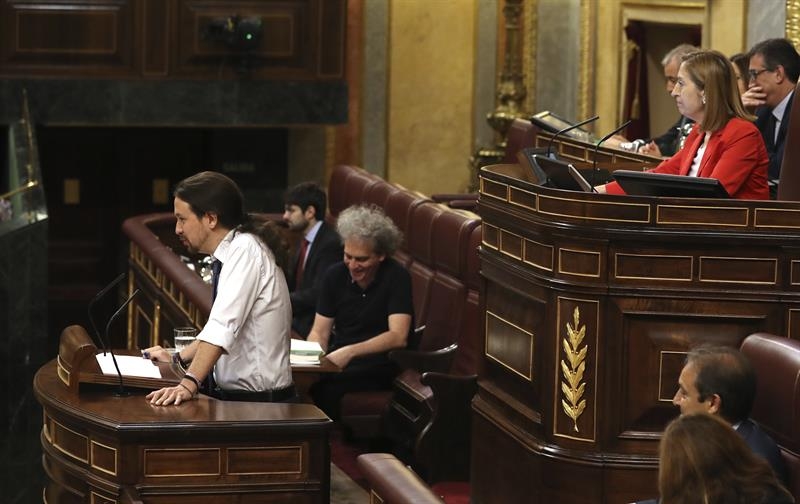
[
  {"xmin": 96, "ymin": 353, "xmax": 162, "ymax": 378},
  {"xmin": 290, "ymin": 339, "xmax": 325, "ymax": 365}
]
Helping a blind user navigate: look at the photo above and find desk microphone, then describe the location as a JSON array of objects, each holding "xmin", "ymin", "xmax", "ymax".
[
  {"xmin": 103, "ymin": 288, "xmax": 141, "ymax": 397},
  {"xmin": 544, "ymin": 115, "xmax": 599, "ymax": 159},
  {"xmin": 590, "ymin": 119, "xmax": 632, "ymax": 189},
  {"xmin": 88, "ymin": 272, "xmax": 127, "ymax": 353}
]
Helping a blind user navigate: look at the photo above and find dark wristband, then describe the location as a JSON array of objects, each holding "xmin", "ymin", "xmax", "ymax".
[
  {"xmin": 183, "ymin": 371, "xmax": 201, "ymax": 390},
  {"xmin": 172, "ymin": 352, "xmax": 188, "ymax": 368}
]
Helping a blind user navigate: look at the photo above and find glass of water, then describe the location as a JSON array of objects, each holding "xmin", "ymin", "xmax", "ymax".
[{"xmin": 174, "ymin": 327, "xmax": 197, "ymax": 352}]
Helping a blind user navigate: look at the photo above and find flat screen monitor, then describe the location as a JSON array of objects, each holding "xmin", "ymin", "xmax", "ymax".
[
  {"xmin": 611, "ymin": 170, "xmax": 730, "ymax": 198},
  {"xmin": 530, "ymin": 111, "xmax": 597, "ymax": 143},
  {"xmin": 532, "ymin": 154, "xmax": 610, "ymax": 191}
]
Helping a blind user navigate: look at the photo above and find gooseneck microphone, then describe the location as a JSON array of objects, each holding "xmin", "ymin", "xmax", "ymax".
[
  {"xmin": 88, "ymin": 272, "xmax": 127, "ymax": 354},
  {"xmin": 544, "ymin": 115, "xmax": 600, "ymax": 159},
  {"xmin": 103, "ymin": 289, "xmax": 141, "ymax": 397},
  {"xmin": 590, "ymin": 119, "xmax": 633, "ymax": 189}
]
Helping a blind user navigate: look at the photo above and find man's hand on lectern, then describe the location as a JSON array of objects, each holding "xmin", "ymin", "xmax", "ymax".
[{"xmin": 147, "ymin": 384, "xmax": 194, "ymax": 406}]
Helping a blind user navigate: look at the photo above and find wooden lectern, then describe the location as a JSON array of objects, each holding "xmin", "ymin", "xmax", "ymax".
[
  {"xmin": 472, "ymin": 163, "xmax": 800, "ymax": 503},
  {"xmin": 35, "ymin": 326, "xmax": 333, "ymax": 503}
]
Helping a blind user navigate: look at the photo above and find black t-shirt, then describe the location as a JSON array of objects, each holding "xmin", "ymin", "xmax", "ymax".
[{"xmin": 317, "ymin": 258, "xmax": 414, "ymax": 366}]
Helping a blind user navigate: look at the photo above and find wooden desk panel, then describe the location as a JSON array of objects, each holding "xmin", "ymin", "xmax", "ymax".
[
  {"xmin": 472, "ymin": 163, "xmax": 800, "ymax": 503},
  {"xmin": 35, "ymin": 360, "xmax": 332, "ymax": 503}
]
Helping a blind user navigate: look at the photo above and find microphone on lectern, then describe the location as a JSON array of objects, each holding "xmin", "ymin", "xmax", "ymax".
[
  {"xmin": 88, "ymin": 272, "xmax": 127, "ymax": 354},
  {"xmin": 103, "ymin": 288, "xmax": 140, "ymax": 397},
  {"xmin": 544, "ymin": 115, "xmax": 600, "ymax": 159},
  {"xmin": 590, "ymin": 120, "xmax": 632, "ymax": 189}
]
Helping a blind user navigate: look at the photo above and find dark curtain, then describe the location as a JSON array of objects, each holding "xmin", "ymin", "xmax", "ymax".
[{"xmin": 622, "ymin": 21, "xmax": 649, "ymax": 141}]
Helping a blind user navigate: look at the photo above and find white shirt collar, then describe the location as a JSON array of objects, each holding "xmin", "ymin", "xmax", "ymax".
[
  {"xmin": 212, "ymin": 228, "xmax": 237, "ymax": 263},
  {"xmin": 304, "ymin": 220, "xmax": 323, "ymax": 244},
  {"xmin": 773, "ymin": 90, "xmax": 793, "ymax": 121}
]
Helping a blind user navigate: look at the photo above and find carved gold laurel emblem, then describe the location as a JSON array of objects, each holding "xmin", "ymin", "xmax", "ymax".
[{"xmin": 561, "ymin": 306, "xmax": 587, "ymax": 432}]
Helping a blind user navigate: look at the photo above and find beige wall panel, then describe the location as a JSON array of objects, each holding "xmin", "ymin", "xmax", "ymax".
[
  {"xmin": 387, "ymin": 0, "xmax": 476, "ymax": 194},
  {"xmin": 594, "ymin": 0, "xmax": 748, "ymax": 135}
]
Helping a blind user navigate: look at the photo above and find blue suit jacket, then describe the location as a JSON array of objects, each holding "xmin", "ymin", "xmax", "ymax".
[{"xmin": 736, "ymin": 418, "xmax": 789, "ymax": 487}]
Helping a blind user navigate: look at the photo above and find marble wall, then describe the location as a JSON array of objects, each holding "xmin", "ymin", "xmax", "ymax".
[
  {"xmin": 386, "ymin": 0, "xmax": 477, "ymax": 195},
  {"xmin": 0, "ymin": 220, "xmax": 48, "ymax": 503},
  {"xmin": 535, "ymin": 0, "xmax": 581, "ymax": 123},
  {"xmin": 748, "ymin": 0, "xmax": 786, "ymax": 48}
]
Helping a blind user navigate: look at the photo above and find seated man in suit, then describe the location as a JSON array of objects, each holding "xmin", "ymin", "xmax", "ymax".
[
  {"xmin": 742, "ymin": 38, "xmax": 800, "ymax": 198},
  {"xmin": 672, "ymin": 345, "xmax": 788, "ymax": 485},
  {"xmin": 307, "ymin": 204, "xmax": 414, "ymax": 421},
  {"xmin": 604, "ymin": 43, "xmax": 698, "ymax": 157},
  {"xmin": 283, "ymin": 182, "xmax": 343, "ymax": 338}
]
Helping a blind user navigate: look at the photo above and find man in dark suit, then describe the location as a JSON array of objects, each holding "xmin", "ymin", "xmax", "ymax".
[
  {"xmin": 743, "ymin": 38, "xmax": 800, "ymax": 198},
  {"xmin": 672, "ymin": 345, "xmax": 788, "ymax": 485},
  {"xmin": 603, "ymin": 43, "xmax": 698, "ymax": 157},
  {"xmin": 283, "ymin": 182, "xmax": 343, "ymax": 338}
]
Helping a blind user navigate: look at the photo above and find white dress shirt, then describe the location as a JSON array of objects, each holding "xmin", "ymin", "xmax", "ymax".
[
  {"xmin": 301, "ymin": 220, "xmax": 323, "ymax": 268},
  {"xmin": 198, "ymin": 229, "xmax": 293, "ymax": 391},
  {"xmin": 772, "ymin": 90, "xmax": 793, "ymax": 144}
]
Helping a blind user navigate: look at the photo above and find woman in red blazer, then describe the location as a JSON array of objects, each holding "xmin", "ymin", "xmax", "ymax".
[{"xmin": 602, "ymin": 50, "xmax": 769, "ymax": 200}]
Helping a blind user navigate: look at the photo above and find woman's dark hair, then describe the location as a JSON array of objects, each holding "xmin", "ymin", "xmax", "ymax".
[
  {"xmin": 241, "ymin": 218, "xmax": 290, "ymax": 272},
  {"xmin": 730, "ymin": 52, "xmax": 750, "ymax": 83},
  {"xmin": 659, "ymin": 414, "xmax": 792, "ymax": 504}
]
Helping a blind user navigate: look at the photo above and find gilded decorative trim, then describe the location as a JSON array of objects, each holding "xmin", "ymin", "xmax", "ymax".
[
  {"xmin": 135, "ymin": 305, "xmax": 154, "ymax": 348},
  {"xmin": 508, "ymin": 186, "xmax": 538, "ymax": 211},
  {"xmin": 614, "ymin": 253, "xmax": 694, "ymax": 281},
  {"xmin": 52, "ymin": 419, "xmax": 89, "ymax": 464},
  {"xmin": 370, "ymin": 489, "xmax": 386, "ymax": 504},
  {"xmin": 43, "ymin": 413, "xmax": 52, "ymax": 443},
  {"xmin": 523, "ymin": 237, "xmax": 554, "ymax": 272},
  {"xmin": 143, "ymin": 447, "xmax": 221, "ymax": 477},
  {"xmin": 56, "ymin": 355, "xmax": 71, "ymax": 386},
  {"xmin": 482, "ymin": 223, "xmax": 500, "ymax": 250},
  {"xmin": 698, "ymin": 256, "xmax": 778, "ymax": 285},
  {"xmin": 656, "ymin": 205, "xmax": 749, "ymax": 227},
  {"xmin": 480, "ymin": 177, "xmax": 510, "ymax": 201},
  {"xmin": 537, "ymin": 194, "xmax": 652, "ymax": 223},
  {"xmin": 754, "ymin": 207, "xmax": 800, "ymax": 229},
  {"xmin": 560, "ymin": 306, "xmax": 587, "ymax": 432},
  {"xmin": 153, "ymin": 301, "xmax": 161, "ymax": 348},
  {"xmin": 578, "ymin": 0, "xmax": 595, "ymax": 120},
  {"xmin": 90, "ymin": 440, "xmax": 118, "ymax": 476},
  {"xmin": 499, "ymin": 229, "xmax": 524, "ymax": 260},
  {"xmin": 227, "ymin": 446, "xmax": 304, "ymax": 475},
  {"xmin": 787, "ymin": 0, "xmax": 800, "ymax": 49},
  {"xmin": 90, "ymin": 491, "xmax": 115, "ymax": 504},
  {"xmin": 127, "ymin": 270, "xmax": 135, "ymax": 348},
  {"xmin": 789, "ymin": 308, "xmax": 800, "ymax": 340},
  {"xmin": 485, "ymin": 311, "xmax": 534, "ymax": 381},
  {"xmin": 558, "ymin": 247, "xmax": 601, "ymax": 278}
]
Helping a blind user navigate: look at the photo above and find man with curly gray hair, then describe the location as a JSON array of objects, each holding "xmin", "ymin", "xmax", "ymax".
[{"xmin": 308, "ymin": 204, "xmax": 414, "ymax": 420}]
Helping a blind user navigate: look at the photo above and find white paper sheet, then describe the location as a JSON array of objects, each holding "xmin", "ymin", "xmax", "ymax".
[{"xmin": 96, "ymin": 353, "xmax": 162, "ymax": 378}]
